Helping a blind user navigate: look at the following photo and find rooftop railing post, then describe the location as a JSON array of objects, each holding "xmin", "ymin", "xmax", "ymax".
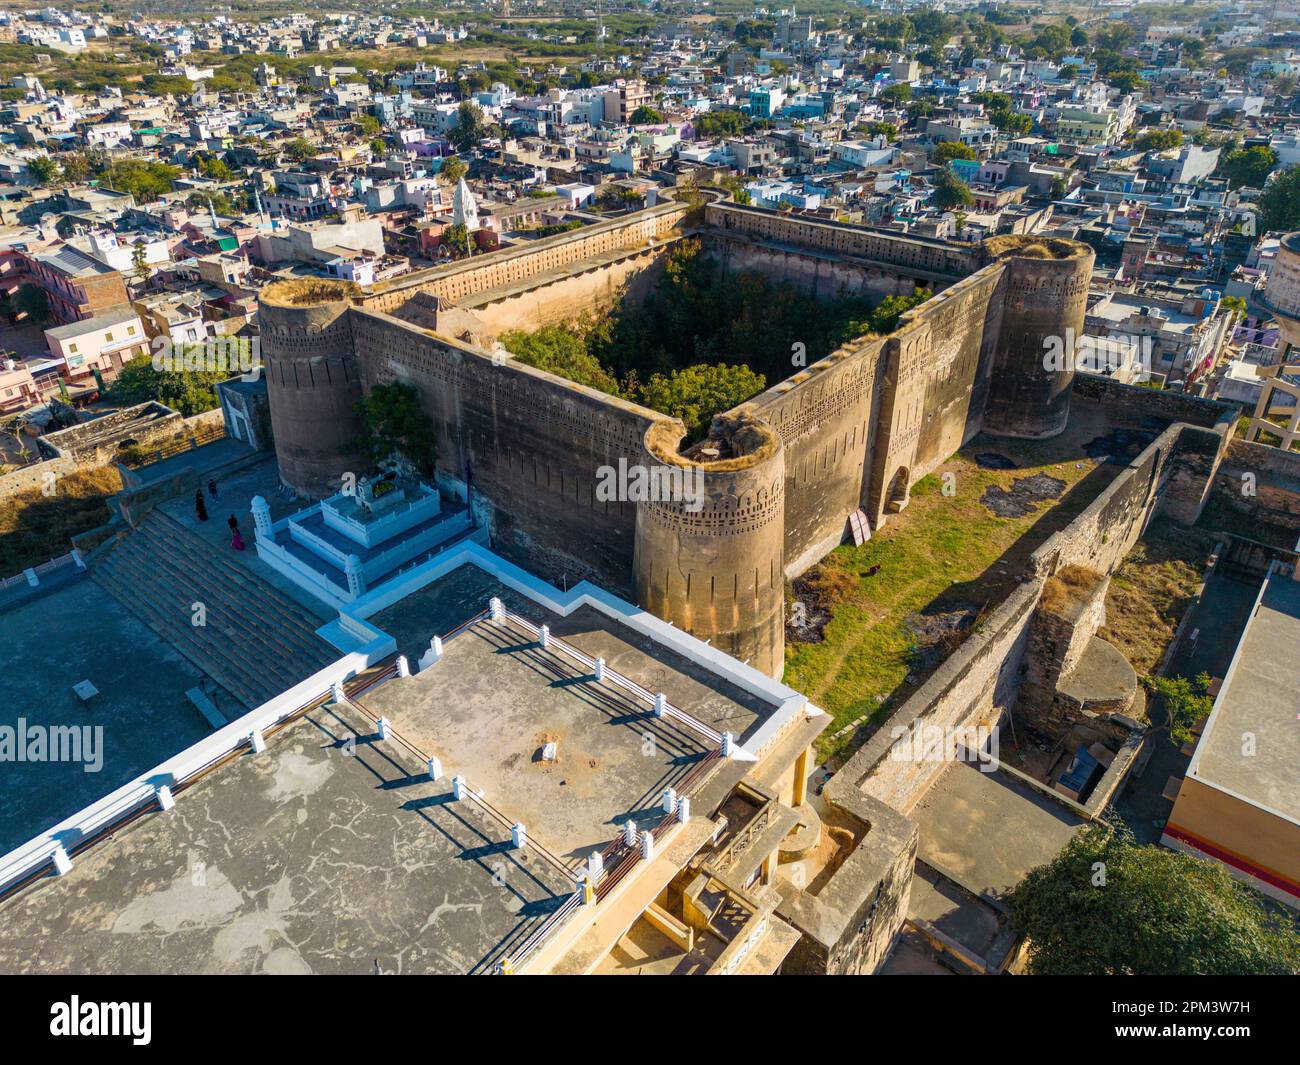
[
  {"xmin": 249, "ymin": 727, "xmax": 266, "ymax": 754},
  {"xmin": 653, "ymin": 692, "xmax": 667, "ymax": 718},
  {"xmin": 427, "ymin": 756, "xmax": 442, "ymax": 781},
  {"xmin": 593, "ymin": 657, "xmax": 605, "ymax": 682},
  {"xmin": 396, "ymin": 655, "xmax": 410, "ymax": 678},
  {"xmin": 640, "ymin": 830, "xmax": 654, "ymax": 861},
  {"xmin": 511, "ymin": 822, "xmax": 527, "ymax": 849},
  {"xmin": 623, "ymin": 820, "xmax": 637, "ymax": 847},
  {"xmin": 156, "ymin": 784, "xmax": 175, "ymax": 812},
  {"xmin": 661, "ymin": 786, "xmax": 677, "ymax": 814}
]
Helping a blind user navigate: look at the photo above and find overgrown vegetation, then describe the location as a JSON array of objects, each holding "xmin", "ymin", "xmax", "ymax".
[
  {"xmin": 1008, "ymin": 824, "xmax": 1299, "ymax": 975},
  {"xmin": 108, "ymin": 354, "xmax": 228, "ymax": 417},
  {"xmin": 500, "ymin": 240, "xmax": 929, "ymax": 440},
  {"xmin": 1098, "ymin": 521, "xmax": 1211, "ymax": 674},
  {"xmin": 354, "ymin": 381, "xmax": 437, "ymax": 477},
  {"xmin": 0, "ymin": 466, "xmax": 123, "ymax": 575},
  {"xmin": 787, "ymin": 437, "xmax": 1108, "ymax": 760},
  {"xmin": 1142, "ymin": 673, "xmax": 1216, "ymax": 747}
]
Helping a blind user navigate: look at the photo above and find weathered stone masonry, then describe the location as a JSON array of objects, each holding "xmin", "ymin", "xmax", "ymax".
[{"xmin": 258, "ymin": 202, "xmax": 1109, "ymax": 679}]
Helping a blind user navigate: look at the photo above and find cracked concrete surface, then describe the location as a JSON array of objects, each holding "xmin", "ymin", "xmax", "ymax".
[{"xmin": 0, "ymin": 704, "xmax": 572, "ymax": 974}]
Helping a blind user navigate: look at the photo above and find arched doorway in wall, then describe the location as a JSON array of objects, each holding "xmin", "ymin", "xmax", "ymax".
[{"xmin": 886, "ymin": 466, "xmax": 911, "ymax": 514}]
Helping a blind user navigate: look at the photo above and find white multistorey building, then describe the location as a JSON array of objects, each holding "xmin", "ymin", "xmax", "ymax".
[{"xmin": 1252, "ymin": 232, "xmax": 1300, "ymax": 450}]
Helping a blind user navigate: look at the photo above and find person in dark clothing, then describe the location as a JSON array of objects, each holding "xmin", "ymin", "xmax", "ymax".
[
  {"xmin": 207, "ymin": 478, "xmax": 218, "ymax": 499},
  {"xmin": 195, "ymin": 490, "xmax": 208, "ymax": 522},
  {"xmin": 227, "ymin": 514, "xmax": 240, "ymax": 535}
]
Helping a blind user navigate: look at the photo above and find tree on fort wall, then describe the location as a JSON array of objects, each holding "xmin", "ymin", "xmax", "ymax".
[{"xmin": 354, "ymin": 382, "xmax": 437, "ymax": 478}]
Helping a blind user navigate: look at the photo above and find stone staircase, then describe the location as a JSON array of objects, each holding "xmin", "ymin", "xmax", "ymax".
[{"xmin": 92, "ymin": 510, "xmax": 337, "ymax": 711}]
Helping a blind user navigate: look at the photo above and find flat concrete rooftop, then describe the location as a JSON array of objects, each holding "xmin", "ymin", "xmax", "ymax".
[
  {"xmin": 359, "ymin": 610, "xmax": 724, "ymax": 862},
  {"xmin": 912, "ymin": 761, "xmax": 1084, "ymax": 902},
  {"xmin": 368, "ymin": 563, "xmax": 776, "ymax": 745},
  {"xmin": 0, "ymin": 702, "xmax": 573, "ymax": 974},
  {"xmin": 0, "ymin": 579, "xmax": 222, "ymax": 856},
  {"xmin": 1192, "ymin": 574, "xmax": 1300, "ymax": 822}
]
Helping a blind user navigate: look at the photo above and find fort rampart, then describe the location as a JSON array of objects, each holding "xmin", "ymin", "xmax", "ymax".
[{"xmin": 259, "ymin": 201, "xmax": 1241, "ymax": 684}]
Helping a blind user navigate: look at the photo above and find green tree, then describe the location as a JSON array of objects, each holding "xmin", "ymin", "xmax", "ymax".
[
  {"xmin": 991, "ymin": 109, "xmax": 1032, "ymax": 134},
  {"xmin": 1141, "ymin": 672, "xmax": 1214, "ymax": 746},
  {"xmin": 933, "ymin": 169, "xmax": 974, "ymax": 210},
  {"xmin": 282, "ymin": 138, "xmax": 317, "ymax": 164},
  {"xmin": 1259, "ymin": 165, "xmax": 1300, "ymax": 232},
  {"xmin": 196, "ymin": 154, "xmax": 233, "ymax": 181},
  {"xmin": 503, "ymin": 325, "xmax": 624, "ymax": 397},
  {"xmin": 97, "ymin": 159, "xmax": 180, "ymax": 202},
  {"xmin": 1220, "ymin": 144, "xmax": 1277, "ymax": 189},
  {"xmin": 448, "ymin": 101, "xmax": 487, "ymax": 152},
  {"xmin": 879, "ymin": 83, "xmax": 912, "ymax": 107},
  {"xmin": 933, "ymin": 140, "xmax": 977, "ymax": 164},
  {"xmin": 1008, "ymin": 825, "xmax": 1299, "ymax": 975},
  {"xmin": 1135, "ymin": 129, "xmax": 1184, "ymax": 151},
  {"xmin": 1109, "ymin": 71, "xmax": 1145, "ymax": 94},
  {"xmin": 27, "ymin": 155, "xmax": 59, "ymax": 186},
  {"xmin": 130, "ymin": 241, "xmax": 149, "ymax": 284},
  {"xmin": 439, "ymin": 156, "xmax": 468, "ymax": 186},
  {"xmin": 108, "ymin": 352, "xmax": 227, "ymax": 416},
  {"xmin": 630, "ymin": 104, "xmax": 664, "ymax": 125},
  {"xmin": 693, "ymin": 109, "xmax": 747, "ymax": 139},
  {"xmin": 637, "ymin": 364, "xmax": 766, "ymax": 441},
  {"xmin": 353, "ymin": 382, "xmax": 437, "ymax": 477},
  {"xmin": 863, "ymin": 288, "xmax": 932, "ymax": 333},
  {"xmin": 865, "ymin": 121, "xmax": 898, "ymax": 142},
  {"xmin": 11, "ymin": 283, "xmax": 49, "ymax": 325}
]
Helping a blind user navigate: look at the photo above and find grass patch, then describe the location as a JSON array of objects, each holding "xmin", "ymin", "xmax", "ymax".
[
  {"xmin": 1097, "ymin": 519, "xmax": 1214, "ymax": 676},
  {"xmin": 785, "ymin": 439, "xmax": 1111, "ymax": 763},
  {"xmin": 0, "ymin": 466, "xmax": 122, "ymax": 574}
]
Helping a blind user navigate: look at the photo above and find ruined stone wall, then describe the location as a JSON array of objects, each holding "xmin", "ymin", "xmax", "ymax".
[
  {"xmin": 351, "ymin": 308, "xmax": 659, "ymax": 593},
  {"xmin": 1209, "ymin": 438, "xmax": 1300, "ymax": 535},
  {"xmin": 460, "ymin": 243, "xmax": 673, "ymax": 337},
  {"xmin": 704, "ymin": 202, "xmax": 980, "ymax": 279}
]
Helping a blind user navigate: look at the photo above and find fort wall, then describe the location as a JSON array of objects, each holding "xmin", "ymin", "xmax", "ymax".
[
  {"xmin": 981, "ymin": 238, "xmax": 1094, "ymax": 439},
  {"xmin": 350, "ymin": 308, "xmax": 661, "ymax": 593},
  {"xmin": 259, "ymin": 281, "xmax": 365, "ymax": 497},
  {"xmin": 633, "ymin": 411, "xmax": 787, "ymax": 675},
  {"xmin": 360, "ymin": 201, "xmax": 689, "ymax": 316}
]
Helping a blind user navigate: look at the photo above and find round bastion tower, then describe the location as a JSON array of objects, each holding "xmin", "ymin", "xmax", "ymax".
[
  {"xmin": 981, "ymin": 236, "xmax": 1095, "ymax": 440},
  {"xmin": 633, "ymin": 409, "xmax": 787, "ymax": 680},
  {"xmin": 259, "ymin": 279, "xmax": 366, "ymax": 498}
]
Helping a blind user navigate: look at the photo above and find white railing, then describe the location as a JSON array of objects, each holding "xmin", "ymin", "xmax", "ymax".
[
  {"xmin": 495, "ymin": 607, "xmax": 725, "ymax": 746},
  {"xmin": 0, "ymin": 551, "xmax": 81, "ymax": 591},
  {"xmin": 321, "ymin": 486, "xmax": 442, "ymax": 549},
  {"xmin": 0, "ymin": 647, "xmax": 394, "ymax": 900}
]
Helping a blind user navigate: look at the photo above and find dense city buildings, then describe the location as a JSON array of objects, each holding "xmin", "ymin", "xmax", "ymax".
[{"xmin": 0, "ymin": 1, "xmax": 1295, "ymax": 990}]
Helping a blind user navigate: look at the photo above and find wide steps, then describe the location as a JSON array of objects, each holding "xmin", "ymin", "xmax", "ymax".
[{"xmin": 91, "ymin": 512, "xmax": 337, "ymax": 710}]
